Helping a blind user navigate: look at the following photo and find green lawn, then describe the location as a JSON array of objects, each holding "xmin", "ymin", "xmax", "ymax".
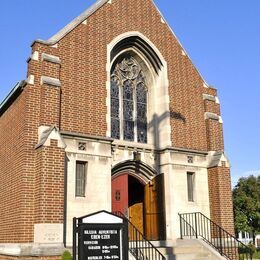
[
  {"xmin": 239, "ymin": 251, "xmax": 260, "ymax": 260},
  {"xmin": 253, "ymin": 250, "xmax": 260, "ymax": 259}
]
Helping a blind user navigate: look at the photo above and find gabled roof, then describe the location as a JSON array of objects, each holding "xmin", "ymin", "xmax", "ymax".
[
  {"xmin": 0, "ymin": 81, "xmax": 26, "ymax": 116},
  {"xmin": 32, "ymin": 0, "xmax": 209, "ymax": 86}
]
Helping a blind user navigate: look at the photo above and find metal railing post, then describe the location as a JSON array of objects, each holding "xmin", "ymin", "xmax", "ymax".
[
  {"xmin": 73, "ymin": 217, "xmax": 77, "ymax": 260},
  {"xmin": 194, "ymin": 213, "xmax": 198, "ymax": 239},
  {"xmin": 179, "ymin": 214, "xmax": 183, "ymax": 239},
  {"xmin": 219, "ymin": 226, "xmax": 223, "ymax": 256}
]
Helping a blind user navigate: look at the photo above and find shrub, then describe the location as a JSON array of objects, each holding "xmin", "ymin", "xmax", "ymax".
[
  {"xmin": 247, "ymin": 242, "xmax": 256, "ymax": 255},
  {"xmin": 238, "ymin": 242, "xmax": 256, "ymax": 256},
  {"xmin": 61, "ymin": 250, "xmax": 72, "ymax": 260}
]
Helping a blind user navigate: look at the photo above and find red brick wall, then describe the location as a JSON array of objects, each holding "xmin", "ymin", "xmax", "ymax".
[
  {"xmin": 208, "ymin": 166, "xmax": 235, "ymax": 235},
  {"xmin": 203, "ymin": 91, "xmax": 224, "ymax": 151},
  {"xmin": 204, "ymin": 100, "xmax": 220, "ymax": 115},
  {"xmin": 40, "ymin": 85, "xmax": 61, "ymax": 127},
  {"xmin": 0, "ymin": 85, "xmax": 39, "ymax": 243},
  {"xmin": 206, "ymin": 120, "xmax": 224, "ymax": 151},
  {"xmin": 29, "ymin": 0, "xmax": 210, "ymax": 150},
  {"xmin": 35, "ymin": 140, "xmax": 65, "ymax": 223},
  {"xmin": 0, "ymin": 92, "xmax": 27, "ymax": 242}
]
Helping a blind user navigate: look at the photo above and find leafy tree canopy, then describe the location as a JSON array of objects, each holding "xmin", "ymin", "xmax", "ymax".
[{"xmin": 233, "ymin": 175, "xmax": 260, "ymax": 238}]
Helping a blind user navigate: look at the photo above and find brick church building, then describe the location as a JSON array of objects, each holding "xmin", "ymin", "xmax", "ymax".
[{"xmin": 0, "ymin": 0, "xmax": 235, "ymax": 258}]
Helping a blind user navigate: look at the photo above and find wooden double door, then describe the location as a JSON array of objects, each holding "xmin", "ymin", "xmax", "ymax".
[{"xmin": 112, "ymin": 173, "xmax": 165, "ymax": 240}]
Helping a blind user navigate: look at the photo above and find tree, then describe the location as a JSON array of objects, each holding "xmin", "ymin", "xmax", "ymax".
[{"xmin": 233, "ymin": 175, "xmax": 260, "ymax": 243}]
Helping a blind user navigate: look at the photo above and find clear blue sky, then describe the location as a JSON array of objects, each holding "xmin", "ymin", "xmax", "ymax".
[{"xmin": 0, "ymin": 0, "xmax": 259, "ymax": 186}]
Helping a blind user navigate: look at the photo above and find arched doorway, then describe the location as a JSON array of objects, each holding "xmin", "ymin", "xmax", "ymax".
[{"xmin": 111, "ymin": 161, "xmax": 166, "ymax": 240}]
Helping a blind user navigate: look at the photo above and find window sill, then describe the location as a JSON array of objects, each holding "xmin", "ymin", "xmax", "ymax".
[
  {"xmin": 112, "ymin": 139, "xmax": 154, "ymax": 151},
  {"xmin": 75, "ymin": 196, "xmax": 86, "ymax": 199}
]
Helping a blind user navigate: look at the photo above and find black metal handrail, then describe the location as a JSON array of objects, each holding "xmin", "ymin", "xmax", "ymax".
[
  {"xmin": 179, "ymin": 212, "xmax": 253, "ymax": 260},
  {"xmin": 114, "ymin": 211, "xmax": 166, "ymax": 260}
]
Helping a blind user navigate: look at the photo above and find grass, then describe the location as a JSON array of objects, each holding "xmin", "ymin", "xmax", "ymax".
[
  {"xmin": 239, "ymin": 250, "xmax": 260, "ymax": 260},
  {"xmin": 253, "ymin": 250, "xmax": 260, "ymax": 259}
]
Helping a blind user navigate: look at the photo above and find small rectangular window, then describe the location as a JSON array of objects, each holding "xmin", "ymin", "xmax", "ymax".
[
  {"xmin": 76, "ymin": 161, "xmax": 87, "ymax": 197},
  {"xmin": 187, "ymin": 172, "xmax": 195, "ymax": 202}
]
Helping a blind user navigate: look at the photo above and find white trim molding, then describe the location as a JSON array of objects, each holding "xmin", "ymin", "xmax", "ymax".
[
  {"xmin": 205, "ymin": 112, "xmax": 223, "ymax": 123},
  {"xmin": 40, "ymin": 76, "xmax": 61, "ymax": 87},
  {"xmin": 42, "ymin": 53, "xmax": 61, "ymax": 64},
  {"xmin": 31, "ymin": 51, "xmax": 39, "ymax": 61},
  {"xmin": 26, "ymin": 75, "xmax": 35, "ymax": 85},
  {"xmin": 106, "ymin": 31, "xmax": 172, "ymax": 148},
  {"xmin": 203, "ymin": 94, "xmax": 220, "ymax": 104}
]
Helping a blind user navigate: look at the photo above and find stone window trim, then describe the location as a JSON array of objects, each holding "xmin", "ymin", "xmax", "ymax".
[
  {"xmin": 202, "ymin": 93, "xmax": 220, "ymax": 104},
  {"xmin": 106, "ymin": 32, "xmax": 172, "ymax": 149},
  {"xmin": 204, "ymin": 112, "xmax": 223, "ymax": 123},
  {"xmin": 40, "ymin": 76, "xmax": 61, "ymax": 87},
  {"xmin": 42, "ymin": 53, "xmax": 61, "ymax": 64}
]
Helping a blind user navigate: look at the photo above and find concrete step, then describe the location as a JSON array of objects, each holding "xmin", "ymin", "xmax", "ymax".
[
  {"xmin": 153, "ymin": 239, "xmax": 224, "ymax": 260},
  {"xmin": 129, "ymin": 239, "xmax": 225, "ymax": 259}
]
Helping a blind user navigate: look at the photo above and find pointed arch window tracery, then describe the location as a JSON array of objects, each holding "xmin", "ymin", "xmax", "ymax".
[{"xmin": 111, "ymin": 56, "xmax": 148, "ymax": 143}]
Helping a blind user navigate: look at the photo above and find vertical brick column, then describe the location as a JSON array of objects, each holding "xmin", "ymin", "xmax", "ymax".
[
  {"xmin": 39, "ymin": 52, "xmax": 62, "ymax": 127},
  {"xmin": 40, "ymin": 83, "xmax": 61, "ymax": 127},
  {"xmin": 203, "ymin": 89, "xmax": 224, "ymax": 152},
  {"xmin": 35, "ymin": 139, "xmax": 65, "ymax": 224},
  {"xmin": 208, "ymin": 166, "xmax": 235, "ymax": 235},
  {"xmin": 205, "ymin": 119, "xmax": 224, "ymax": 151}
]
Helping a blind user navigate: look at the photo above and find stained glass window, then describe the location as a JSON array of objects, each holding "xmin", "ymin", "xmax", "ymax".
[
  {"xmin": 123, "ymin": 80, "xmax": 134, "ymax": 141},
  {"xmin": 110, "ymin": 56, "xmax": 148, "ymax": 143},
  {"xmin": 136, "ymin": 82, "xmax": 147, "ymax": 143},
  {"xmin": 111, "ymin": 75, "xmax": 120, "ymax": 139}
]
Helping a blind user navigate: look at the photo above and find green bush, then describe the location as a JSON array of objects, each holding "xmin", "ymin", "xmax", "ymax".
[
  {"xmin": 61, "ymin": 250, "xmax": 72, "ymax": 260},
  {"xmin": 248, "ymin": 242, "xmax": 256, "ymax": 255},
  {"xmin": 253, "ymin": 249, "xmax": 260, "ymax": 258},
  {"xmin": 238, "ymin": 242, "xmax": 256, "ymax": 256}
]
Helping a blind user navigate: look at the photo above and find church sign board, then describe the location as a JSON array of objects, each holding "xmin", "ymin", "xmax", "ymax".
[{"xmin": 73, "ymin": 211, "xmax": 128, "ymax": 260}]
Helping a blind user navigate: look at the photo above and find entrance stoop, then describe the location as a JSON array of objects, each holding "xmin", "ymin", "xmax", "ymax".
[{"xmin": 151, "ymin": 239, "xmax": 226, "ymax": 260}]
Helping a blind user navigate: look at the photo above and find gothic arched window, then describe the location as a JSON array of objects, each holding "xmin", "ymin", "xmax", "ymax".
[{"xmin": 111, "ymin": 56, "xmax": 148, "ymax": 143}]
